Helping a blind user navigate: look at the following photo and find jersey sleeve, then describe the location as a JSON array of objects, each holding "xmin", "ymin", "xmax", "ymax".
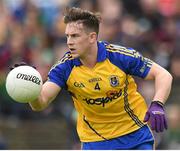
[
  {"xmin": 107, "ymin": 45, "xmax": 153, "ymax": 78},
  {"xmin": 124, "ymin": 48, "xmax": 153, "ymax": 78},
  {"xmin": 48, "ymin": 63, "xmax": 67, "ymax": 88},
  {"xmin": 48, "ymin": 52, "xmax": 74, "ymax": 88}
]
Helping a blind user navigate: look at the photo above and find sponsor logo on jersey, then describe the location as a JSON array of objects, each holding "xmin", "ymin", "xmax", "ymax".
[
  {"xmin": 109, "ymin": 75, "xmax": 119, "ymax": 87},
  {"xmin": 83, "ymin": 89, "xmax": 122, "ymax": 107}
]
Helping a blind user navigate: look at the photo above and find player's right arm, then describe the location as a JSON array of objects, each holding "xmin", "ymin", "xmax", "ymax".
[
  {"xmin": 29, "ymin": 81, "xmax": 61, "ymax": 111},
  {"xmin": 30, "ymin": 52, "xmax": 73, "ymax": 111}
]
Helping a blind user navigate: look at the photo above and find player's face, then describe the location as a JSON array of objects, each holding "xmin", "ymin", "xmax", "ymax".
[{"xmin": 65, "ymin": 22, "xmax": 92, "ymax": 58}]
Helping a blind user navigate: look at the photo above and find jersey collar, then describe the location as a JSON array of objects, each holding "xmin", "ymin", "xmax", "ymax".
[
  {"xmin": 97, "ymin": 41, "xmax": 107, "ymax": 62},
  {"xmin": 73, "ymin": 41, "xmax": 107, "ymax": 66}
]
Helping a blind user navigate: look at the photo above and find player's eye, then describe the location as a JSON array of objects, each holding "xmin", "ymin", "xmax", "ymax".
[
  {"xmin": 71, "ymin": 34, "xmax": 80, "ymax": 38},
  {"xmin": 66, "ymin": 34, "xmax": 80, "ymax": 39}
]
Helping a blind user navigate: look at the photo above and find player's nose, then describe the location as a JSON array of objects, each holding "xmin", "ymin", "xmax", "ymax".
[{"xmin": 67, "ymin": 37, "xmax": 74, "ymax": 46}]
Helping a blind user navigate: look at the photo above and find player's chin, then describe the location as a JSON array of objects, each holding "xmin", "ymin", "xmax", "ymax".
[{"xmin": 71, "ymin": 53, "xmax": 80, "ymax": 58}]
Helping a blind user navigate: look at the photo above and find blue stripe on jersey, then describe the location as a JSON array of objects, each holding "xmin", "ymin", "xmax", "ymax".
[{"xmin": 82, "ymin": 125, "xmax": 154, "ymax": 150}]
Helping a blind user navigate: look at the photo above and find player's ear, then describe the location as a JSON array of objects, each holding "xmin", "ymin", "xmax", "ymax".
[{"xmin": 89, "ymin": 32, "xmax": 97, "ymax": 43}]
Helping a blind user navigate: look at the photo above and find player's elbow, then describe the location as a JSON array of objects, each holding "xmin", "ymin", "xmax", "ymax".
[
  {"xmin": 165, "ymin": 70, "xmax": 173, "ymax": 84},
  {"xmin": 169, "ymin": 72, "xmax": 173, "ymax": 82}
]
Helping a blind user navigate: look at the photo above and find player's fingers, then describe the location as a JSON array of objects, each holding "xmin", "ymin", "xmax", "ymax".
[
  {"xmin": 164, "ymin": 115, "xmax": 168, "ymax": 130},
  {"xmin": 155, "ymin": 115, "xmax": 161, "ymax": 133},
  {"xmin": 160, "ymin": 115, "xmax": 164, "ymax": 132},
  {"xmin": 10, "ymin": 64, "xmax": 19, "ymax": 71},
  {"xmin": 143, "ymin": 112, "xmax": 150, "ymax": 122},
  {"xmin": 19, "ymin": 62, "xmax": 27, "ymax": 66},
  {"xmin": 32, "ymin": 65, "xmax": 36, "ymax": 69},
  {"xmin": 19, "ymin": 62, "xmax": 36, "ymax": 69},
  {"xmin": 14, "ymin": 63, "xmax": 20, "ymax": 67},
  {"xmin": 151, "ymin": 115, "xmax": 156, "ymax": 131},
  {"xmin": 10, "ymin": 62, "xmax": 28, "ymax": 71},
  {"xmin": 9, "ymin": 67, "xmax": 14, "ymax": 71}
]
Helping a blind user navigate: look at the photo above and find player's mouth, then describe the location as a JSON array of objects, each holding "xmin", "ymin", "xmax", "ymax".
[{"xmin": 69, "ymin": 48, "xmax": 76, "ymax": 53}]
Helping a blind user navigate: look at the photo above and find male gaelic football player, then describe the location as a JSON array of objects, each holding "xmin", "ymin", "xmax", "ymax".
[{"xmin": 15, "ymin": 7, "xmax": 172, "ymax": 149}]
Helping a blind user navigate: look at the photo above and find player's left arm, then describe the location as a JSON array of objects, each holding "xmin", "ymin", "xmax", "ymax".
[
  {"xmin": 143, "ymin": 62, "xmax": 173, "ymax": 132},
  {"xmin": 117, "ymin": 47, "xmax": 173, "ymax": 132},
  {"xmin": 145, "ymin": 62, "xmax": 173, "ymax": 104}
]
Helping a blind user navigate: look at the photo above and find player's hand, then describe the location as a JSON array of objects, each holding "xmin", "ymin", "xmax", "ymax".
[
  {"xmin": 143, "ymin": 101, "xmax": 168, "ymax": 133},
  {"xmin": 10, "ymin": 62, "xmax": 36, "ymax": 70}
]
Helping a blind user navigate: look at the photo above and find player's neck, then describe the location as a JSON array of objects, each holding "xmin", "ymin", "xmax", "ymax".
[{"xmin": 80, "ymin": 43, "xmax": 98, "ymax": 68}]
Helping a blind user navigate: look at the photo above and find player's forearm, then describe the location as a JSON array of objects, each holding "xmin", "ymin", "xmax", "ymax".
[
  {"xmin": 29, "ymin": 81, "xmax": 61, "ymax": 111},
  {"xmin": 29, "ymin": 94, "xmax": 49, "ymax": 111},
  {"xmin": 153, "ymin": 70, "xmax": 173, "ymax": 104}
]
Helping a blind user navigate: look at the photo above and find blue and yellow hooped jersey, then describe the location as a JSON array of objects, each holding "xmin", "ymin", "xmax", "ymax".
[{"xmin": 48, "ymin": 41, "xmax": 153, "ymax": 142}]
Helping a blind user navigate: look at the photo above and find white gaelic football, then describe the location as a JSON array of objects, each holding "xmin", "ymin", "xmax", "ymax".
[{"xmin": 6, "ymin": 65, "xmax": 43, "ymax": 103}]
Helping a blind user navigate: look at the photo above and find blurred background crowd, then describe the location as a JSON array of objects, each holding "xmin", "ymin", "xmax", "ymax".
[{"xmin": 0, "ymin": 0, "xmax": 180, "ymax": 149}]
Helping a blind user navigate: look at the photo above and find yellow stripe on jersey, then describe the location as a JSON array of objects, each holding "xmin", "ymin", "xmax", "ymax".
[
  {"xmin": 144, "ymin": 58, "xmax": 153, "ymax": 67},
  {"xmin": 107, "ymin": 48, "xmax": 135, "ymax": 58},
  {"xmin": 106, "ymin": 46, "xmax": 142, "ymax": 59},
  {"xmin": 106, "ymin": 44, "xmax": 130, "ymax": 52},
  {"xmin": 60, "ymin": 53, "xmax": 73, "ymax": 63},
  {"xmin": 106, "ymin": 44, "xmax": 153, "ymax": 68}
]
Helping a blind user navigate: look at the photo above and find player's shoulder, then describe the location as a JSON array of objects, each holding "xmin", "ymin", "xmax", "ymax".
[
  {"xmin": 59, "ymin": 51, "xmax": 74, "ymax": 64},
  {"xmin": 103, "ymin": 41, "xmax": 136, "ymax": 58},
  {"xmin": 50, "ymin": 51, "xmax": 75, "ymax": 71},
  {"xmin": 100, "ymin": 41, "xmax": 140, "ymax": 73}
]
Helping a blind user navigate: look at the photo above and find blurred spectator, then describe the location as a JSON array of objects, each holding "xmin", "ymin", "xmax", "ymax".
[
  {"xmin": 158, "ymin": 104, "xmax": 180, "ymax": 150},
  {"xmin": 0, "ymin": 0, "xmax": 180, "ymax": 149},
  {"xmin": 171, "ymin": 55, "xmax": 180, "ymax": 79},
  {"xmin": 0, "ymin": 133, "xmax": 7, "ymax": 149}
]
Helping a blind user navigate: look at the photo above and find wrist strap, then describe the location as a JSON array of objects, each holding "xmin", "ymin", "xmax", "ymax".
[{"xmin": 152, "ymin": 100, "xmax": 164, "ymax": 107}]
